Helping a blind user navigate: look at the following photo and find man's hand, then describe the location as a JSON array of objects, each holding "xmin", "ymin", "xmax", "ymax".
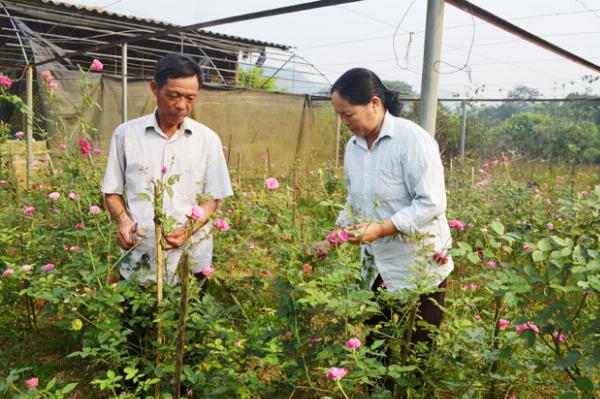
[
  {"xmin": 164, "ymin": 227, "xmax": 189, "ymax": 250},
  {"xmin": 347, "ymin": 223, "xmax": 383, "ymax": 244},
  {"xmin": 117, "ymin": 219, "xmax": 145, "ymax": 250}
]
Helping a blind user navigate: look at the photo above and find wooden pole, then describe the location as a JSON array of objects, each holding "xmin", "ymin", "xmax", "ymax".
[{"xmin": 25, "ymin": 65, "xmax": 33, "ymax": 190}]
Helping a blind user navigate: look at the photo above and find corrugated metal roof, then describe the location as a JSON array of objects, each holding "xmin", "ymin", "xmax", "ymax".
[{"xmin": 39, "ymin": 0, "xmax": 291, "ymax": 50}]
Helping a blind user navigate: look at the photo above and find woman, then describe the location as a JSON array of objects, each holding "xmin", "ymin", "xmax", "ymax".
[{"xmin": 331, "ymin": 68, "xmax": 453, "ymax": 347}]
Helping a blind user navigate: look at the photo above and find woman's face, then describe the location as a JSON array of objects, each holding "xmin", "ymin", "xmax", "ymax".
[{"xmin": 331, "ymin": 91, "xmax": 384, "ymax": 140}]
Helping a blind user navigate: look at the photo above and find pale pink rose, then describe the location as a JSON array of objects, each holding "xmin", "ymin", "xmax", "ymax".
[
  {"xmin": 552, "ymin": 331, "xmax": 565, "ymax": 343},
  {"xmin": 215, "ymin": 208, "xmax": 223, "ymax": 215},
  {"xmin": 191, "ymin": 205, "xmax": 205, "ymax": 221},
  {"xmin": 502, "ymin": 152, "xmax": 510, "ymax": 162},
  {"xmin": 498, "ymin": 319, "xmax": 510, "ymax": 329},
  {"xmin": 15, "ymin": 131, "xmax": 24, "ymax": 139},
  {"xmin": 461, "ymin": 284, "xmax": 469, "ymax": 291},
  {"xmin": 467, "ymin": 223, "xmax": 474, "ymax": 229},
  {"xmin": 579, "ymin": 191, "xmax": 589, "ymax": 197},
  {"xmin": 326, "ymin": 367, "xmax": 348, "ymax": 380},
  {"xmin": 48, "ymin": 192, "xmax": 60, "ymax": 200},
  {"xmin": 91, "ymin": 58, "xmax": 104, "ymax": 72},
  {"xmin": 546, "ymin": 223, "xmax": 554, "ymax": 231},
  {"xmin": 486, "ymin": 261, "xmax": 497, "ymax": 268},
  {"xmin": 491, "ymin": 159, "xmax": 499, "ymax": 166},
  {"xmin": 22, "ymin": 264, "xmax": 32, "ymax": 272},
  {"xmin": 25, "ymin": 377, "xmax": 39, "ymax": 389},
  {"xmin": 79, "ymin": 138, "xmax": 91, "ymax": 154},
  {"xmin": 242, "ymin": 191, "xmax": 247, "ymax": 197},
  {"xmin": 59, "ymin": 143, "xmax": 67, "ymax": 150},
  {"xmin": 47, "ymin": 79, "xmax": 58, "ymax": 89},
  {"xmin": 0, "ymin": 74, "xmax": 13, "ymax": 88},
  {"xmin": 89, "ymin": 205, "xmax": 101, "ymax": 214},
  {"xmin": 69, "ymin": 246, "xmax": 80, "ymax": 253},
  {"xmin": 42, "ymin": 263, "xmax": 55, "ymax": 272},
  {"xmin": 448, "ymin": 219, "xmax": 464, "ymax": 231},
  {"xmin": 186, "ymin": 388, "xmax": 193, "ymax": 397},
  {"xmin": 40, "ymin": 70, "xmax": 53, "ymax": 81},
  {"xmin": 92, "ymin": 148, "xmax": 102, "ymax": 156},
  {"xmin": 248, "ymin": 242, "xmax": 256, "ymax": 250},
  {"xmin": 327, "ymin": 227, "xmax": 348, "ymax": 245},
  {"xmin": 51, "ymin": 208, "xmax": 59, "ymax": 214},
  {"xmin": 24, "ymin": 206, "xmax": 36, "ymax": 217},
  {"xmin": 345, "ymin": 338, "xmax": 361, "ymax": 349},
  {"xmin": 227, "ymin": 208, "xmax": 233, "ymax": 215},
  {"xmin": 475, "ymin": 181, "xmax": 485, "ymax": 188},
  {"xmin": 68, "ymin": 192, "xmax": 80, "ymax": 201},
  {"xmin": 474, "ymin": 315, "xmax": 481, "ymax": 321},
  {"xmin": 481, "ymin": 163, "xmax": 489, "ymax": 169},
  {"xmin": 470, "ymin": 283, "xmax": 477, "ymax": 290},
  {"xmin": 234, "ymin": 338, "xmax": 241, "ymax": 347},
  {"xmin": 249, "ymin": 191, "xmax": 257, "ymax": 197},
  {"xmin": 31, "ymin": 161, "xmax": 40, "ymax": 168},
  {"xmin": 265, "ymin": 177, "xmax": 280, "ymax": 190},
  {"xmin": 200, "ymin": 265, "xmax": 215, "ymax": 277},
  {"xmin": 213, "ymin": 218, "xmax": 229, "ymax": 232},
  {"xmin": 2, "ymin": 268, "xmax": 15, "ymax": 277},
  {"xmin": 516, "ymin": 321, "xmax": 539, "ymax": 335}
]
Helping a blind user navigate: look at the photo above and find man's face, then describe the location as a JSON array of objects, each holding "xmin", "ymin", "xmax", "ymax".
[{"xmin": 151, "ymin": 75, "xmax": 200, "ymax": 127}]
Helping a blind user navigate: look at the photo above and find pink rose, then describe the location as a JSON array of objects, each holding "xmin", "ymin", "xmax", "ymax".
[
  {"xmin": 89, "ymin": 205, "xmax": 101, "ymax": 214},
  {"xmin": 213, "ymin": 218, "xmax": 229, "ymax": 232},
  {"xmin": 93, "ymin": 148, "xmax": 102, "ymax": 156},
  {"xmin": 474, "ymin": 315, "xmax": 481, "ymax": 321},
  {"xmin": 15, "ymin": 131, "xmax": 24, "ymax": 139},
  {"xmin": 0, "ymin": 74, "xmax": 13, "ymax": 89},
  {"xmin": 2, "ymin": 268, "xmax": 14, "ymax": 277},
  {"xmin": 91, "ymin": 58, "xmax": 104, "ymax": 72},
  {"xmin": 40, "ymin": 70, "xmax": 53, "ymax": 81},
  {"xmin": 161, "ymin": 166, "xmax": 167, "ymax": 174},
  {"xmin": 486, "ymin": 261, "xmax": 497, "ymax": 268},
  {"xmin": 265, "ymin": 177, "xmax": 280, "ymax": 190},
  {"xmin": 79, "ymin": 138, "xmax": 91, "ymax": 154},
  {"xmin": 25, "ymin": 377, "xmax": 39, "ymax": 389},
  {"xmin": 48, "ymin": 192, "xmax": 60, "ymax": 200},
  {"xmin": 24, "ymin": 206, "xmax": 36, "ymax": 217},
  {"xmin": 200, "ymin": 265, "xmax": 215, "ymax": 277},
  {"xmin": 432, "ymin": 251, "xmax": 449, "ymax": 265},
  {"xmin": 498, "ymin": 319, "xmax": 510, "ymax": 329},
  {"xmin": 491, "ymin": 159, "xmax": 499, "ymax": 166},
  {"xmin": 75, "ymin": 222, "xmax": 84, "ymax": 230},
  {"xmin": 516, "ymin": 321, "xmax": 540, "ymax": 335},
  {"xmin": 68, "ymin": 192, "xmax": 80, "ymax": 201},
  {"xmin": 552, "ymin": 331, "xmax": 565, "ymax": 343},
  {"xmin": 316, "ymin": 246, "xmax": 328, "ymax": 258},
  {"xmin": 470, "ymin": 283, "xmax": 477, "ymax": 290},
  {"xmin": 327, "ymin": 227, "xmax": 348, "ymax": 245},
  {"xmin": 22, "ymin": 264, "xmax": 32, "ymax": 272},
  {"xmin": 546, "ymin": 223, "xmax": 554, "ymax": 231},
  {"xmin": 502, "ymin": 152, "xmax": 510, "ymax": 162},
  {"xmin": 326, "ymin": 367, "xmax": 348, "ymax": 380},
  {"xmin": 522, "ymin": 244, "xmax": 533, "ymax": 251},
  {"xmin": 302, "ymin": 263, "xmax": 313, "ymax": 273},
  {"xmin": 345, "ymin": 338, "xmax": 361, "ymax": 350},
  {"xmin": 448, "ymin": 219, "xmax": 464, "ymax": 231},
  {"xmin": 42, "ymin": 263, "xmax": 55, "ymax": 272},
  {"xmin": 191, "ymin": 205, "xmax": 205, "ymax": 221},
  {"xmin": 47, "ymin": 80, "xmax": 58, "ymax": 89},
  {"xmin": 283, "ymin": 331, "xmax": 292, "ymax": 338},
  {"xmin": 59, "ymin": 143, "xmax": 67, "ymax": 150}
]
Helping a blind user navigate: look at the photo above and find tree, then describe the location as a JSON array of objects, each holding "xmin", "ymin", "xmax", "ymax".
[
  {"xmin": 237, "ymin": 67, "xmax": 279, "ymax": 91},
  {"xmin": 382, "ymin": 80, "xmax": 416, "ymax": 96}
]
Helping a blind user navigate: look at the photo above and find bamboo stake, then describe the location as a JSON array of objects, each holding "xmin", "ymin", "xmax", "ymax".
[
  {"xmin": 154, "ymin": 183, "xmax": 164, "ymax": 399},
  {"xmin": 173, "ymin": 245, "xmax": 192, "ymax": 398}
]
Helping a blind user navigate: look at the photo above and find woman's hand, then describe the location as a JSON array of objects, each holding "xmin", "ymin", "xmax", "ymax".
[{"xmin": 347, "ymin": 223, "xmax": 382, "ymax": 244}]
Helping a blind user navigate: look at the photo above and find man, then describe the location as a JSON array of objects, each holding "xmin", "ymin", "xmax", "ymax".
[{"xmin": 102, "ymin": 53, "xmax": 232, "ymax": 284}]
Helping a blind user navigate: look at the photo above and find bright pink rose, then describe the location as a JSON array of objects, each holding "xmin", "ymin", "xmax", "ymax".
[
  {"xmin": 59, "ymin": 143, "xmax": 67, "ymax": 150},
  {"xmin": 42, "ymin": 263, "xmax": 55, "ymax": 272},
  {"xmin": 48, "ymin": 192, "xmax": 60, "ymax": 200},
  {"xmin": 191, "ymin": 205, "xmax": 205, "ymax": 221},
  {"xmin": 79, "ymin": 138, "xmax": 91, "ymax": 154},
  {"xmin": 345, "ymin": 338, "xmax": 361, "ymax": 350},
  {"xmin": 448, "ymin": 219, "xmax": 464, "ymax": 231},
  {"xmin": 25, "ymin": 377, "xmax": 39, "ymax": 389},
  {"xmin": 75, "ymin": 222, "xmax": 84, "ymax": 230},
  {"xmin": 474, "ymin": 315, "xmax": 481, "ymax": 321},
  {"xmin": 91, "ymin": 59, "xmax": 104, "ymax": 72},
  {"xmin": 0, "ymin": 75, "xmax": 13, "ymax": 88},
  {"xmin": 265, "ymin": 177, "xmax": 280, "ymax": 190},
  {"xmin": 200, "ymin": 265, "xmax": 215, "ymax": 277},
  {"xmin": 161, "ymin": 166, "xmax": 167, "ymax": 174},
  {"xmin": 327, "ymin": 227, "xmax": 348, "ymax": 245},
  {"xmin": 47, "ymin": 80, "xmax": 58, "ymax": 89},
  {"xmin": 470, "ymin": 283, "xmax": 477, "ymax": 290},
  {"xmin": 326, "ymin": 367, "xmax": 348, "ymax": 380},
  {"xmin": 498, "ymin": 319, "xmax": 510, "ymax": 329},
  {"xmin": 213, "ymin": 218, "xmax": 229, "ymax": 232},
  {"xmin": 432, "ymin": 251, "xmax": 449, "ymax": 265},
  {"xmin": 40, "ymin": 70, "xmax": 53, "ymax": 81}
]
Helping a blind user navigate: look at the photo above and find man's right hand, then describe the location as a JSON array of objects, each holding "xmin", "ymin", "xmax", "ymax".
[{"xmin": 117, "ymin": 218, "xmax": 145, "ymax": 250}]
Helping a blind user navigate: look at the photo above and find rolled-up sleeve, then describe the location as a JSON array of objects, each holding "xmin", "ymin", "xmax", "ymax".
[
  {"xmin": 390, "ymin": 134, "xmax": 446, "ymax": 235},
  {"xmin": 203, "ymin": 134, "xmax": 233, "ymax": 200},
  {"xmin": 101, "ymin": 127, "xmax": 126, "ymax": 195}
]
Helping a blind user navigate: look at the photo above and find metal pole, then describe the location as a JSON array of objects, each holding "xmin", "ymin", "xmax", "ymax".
[
  {"xmin": 335, "ymin": 115, "xmax": 341, "ymax": 170},
  {"xmin": 25, "ymin": 65, "xmax": 33, "ymax": 190},
  {"xmin": 419, "ymin": 0, "xmax": 445, "ymax": 137},
  {"xmin": 459, "ymin": 100, "xmax": 467, "ymax": 161},
  {"xmin": 121, "ymin": 43, "xmax": 127, "ymax": 123}
]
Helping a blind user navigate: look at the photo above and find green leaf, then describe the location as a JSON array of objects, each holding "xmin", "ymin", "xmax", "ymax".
[
  {"xmin": 532, "ymin": 251, "xmax": 547, "ymax": 262},
  {"xmin": 467, "ymin": 252, "xmax": 481, "ymax": 264},
  {"xmin": 537, "ymin": 238, "xmax": 552, "ymax": 252},
  {"xmin": 167, "ymin": 174, "xmax": 181, "ymax": 185},
  {"xmin": 62, "ymin": 383, "xmax": 77, "ymax": 394},
  {"xmin": 136, "ymin": 192, "xmax": 151, "ymax": 202},
  {"xmin": 489, "ymin": 221, "xmax": 504, "ymax": 235},
  {"xmin": 575, "ymin": 376, "xmax": 594, "ymax": 393},
  {"xmin": 558, "ymin": 393, "xmax": 577, "ymax": 399}
]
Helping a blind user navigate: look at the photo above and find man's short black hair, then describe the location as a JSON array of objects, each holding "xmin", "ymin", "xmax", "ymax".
[{"xmin": 154, "ymin": 53, "xmax": 202, "ymax": 89}]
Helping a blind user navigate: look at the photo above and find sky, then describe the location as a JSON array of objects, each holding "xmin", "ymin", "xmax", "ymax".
[{"xmin": 65, "ymin": 0, "xmax": 600, "ymax": 98}]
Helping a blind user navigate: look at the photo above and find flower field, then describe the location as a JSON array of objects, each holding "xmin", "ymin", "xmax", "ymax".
[{"xmin": 1, "ymin": 136, "xmax": 599, "ymax": 399}]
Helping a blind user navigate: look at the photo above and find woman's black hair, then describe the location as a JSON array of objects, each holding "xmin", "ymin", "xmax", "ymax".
[
  {"xmin": 154, "ymin": 53, "xmax": 202, "ymax": 89},
  {"xmin": 330, "ymin": 68, "xmax": 402, "ymax": 116}
]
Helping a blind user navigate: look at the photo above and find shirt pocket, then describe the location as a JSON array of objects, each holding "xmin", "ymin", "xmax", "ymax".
[{"xmin": 375, "ymin": 158, "xmax": 407, "ymax": 201}]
